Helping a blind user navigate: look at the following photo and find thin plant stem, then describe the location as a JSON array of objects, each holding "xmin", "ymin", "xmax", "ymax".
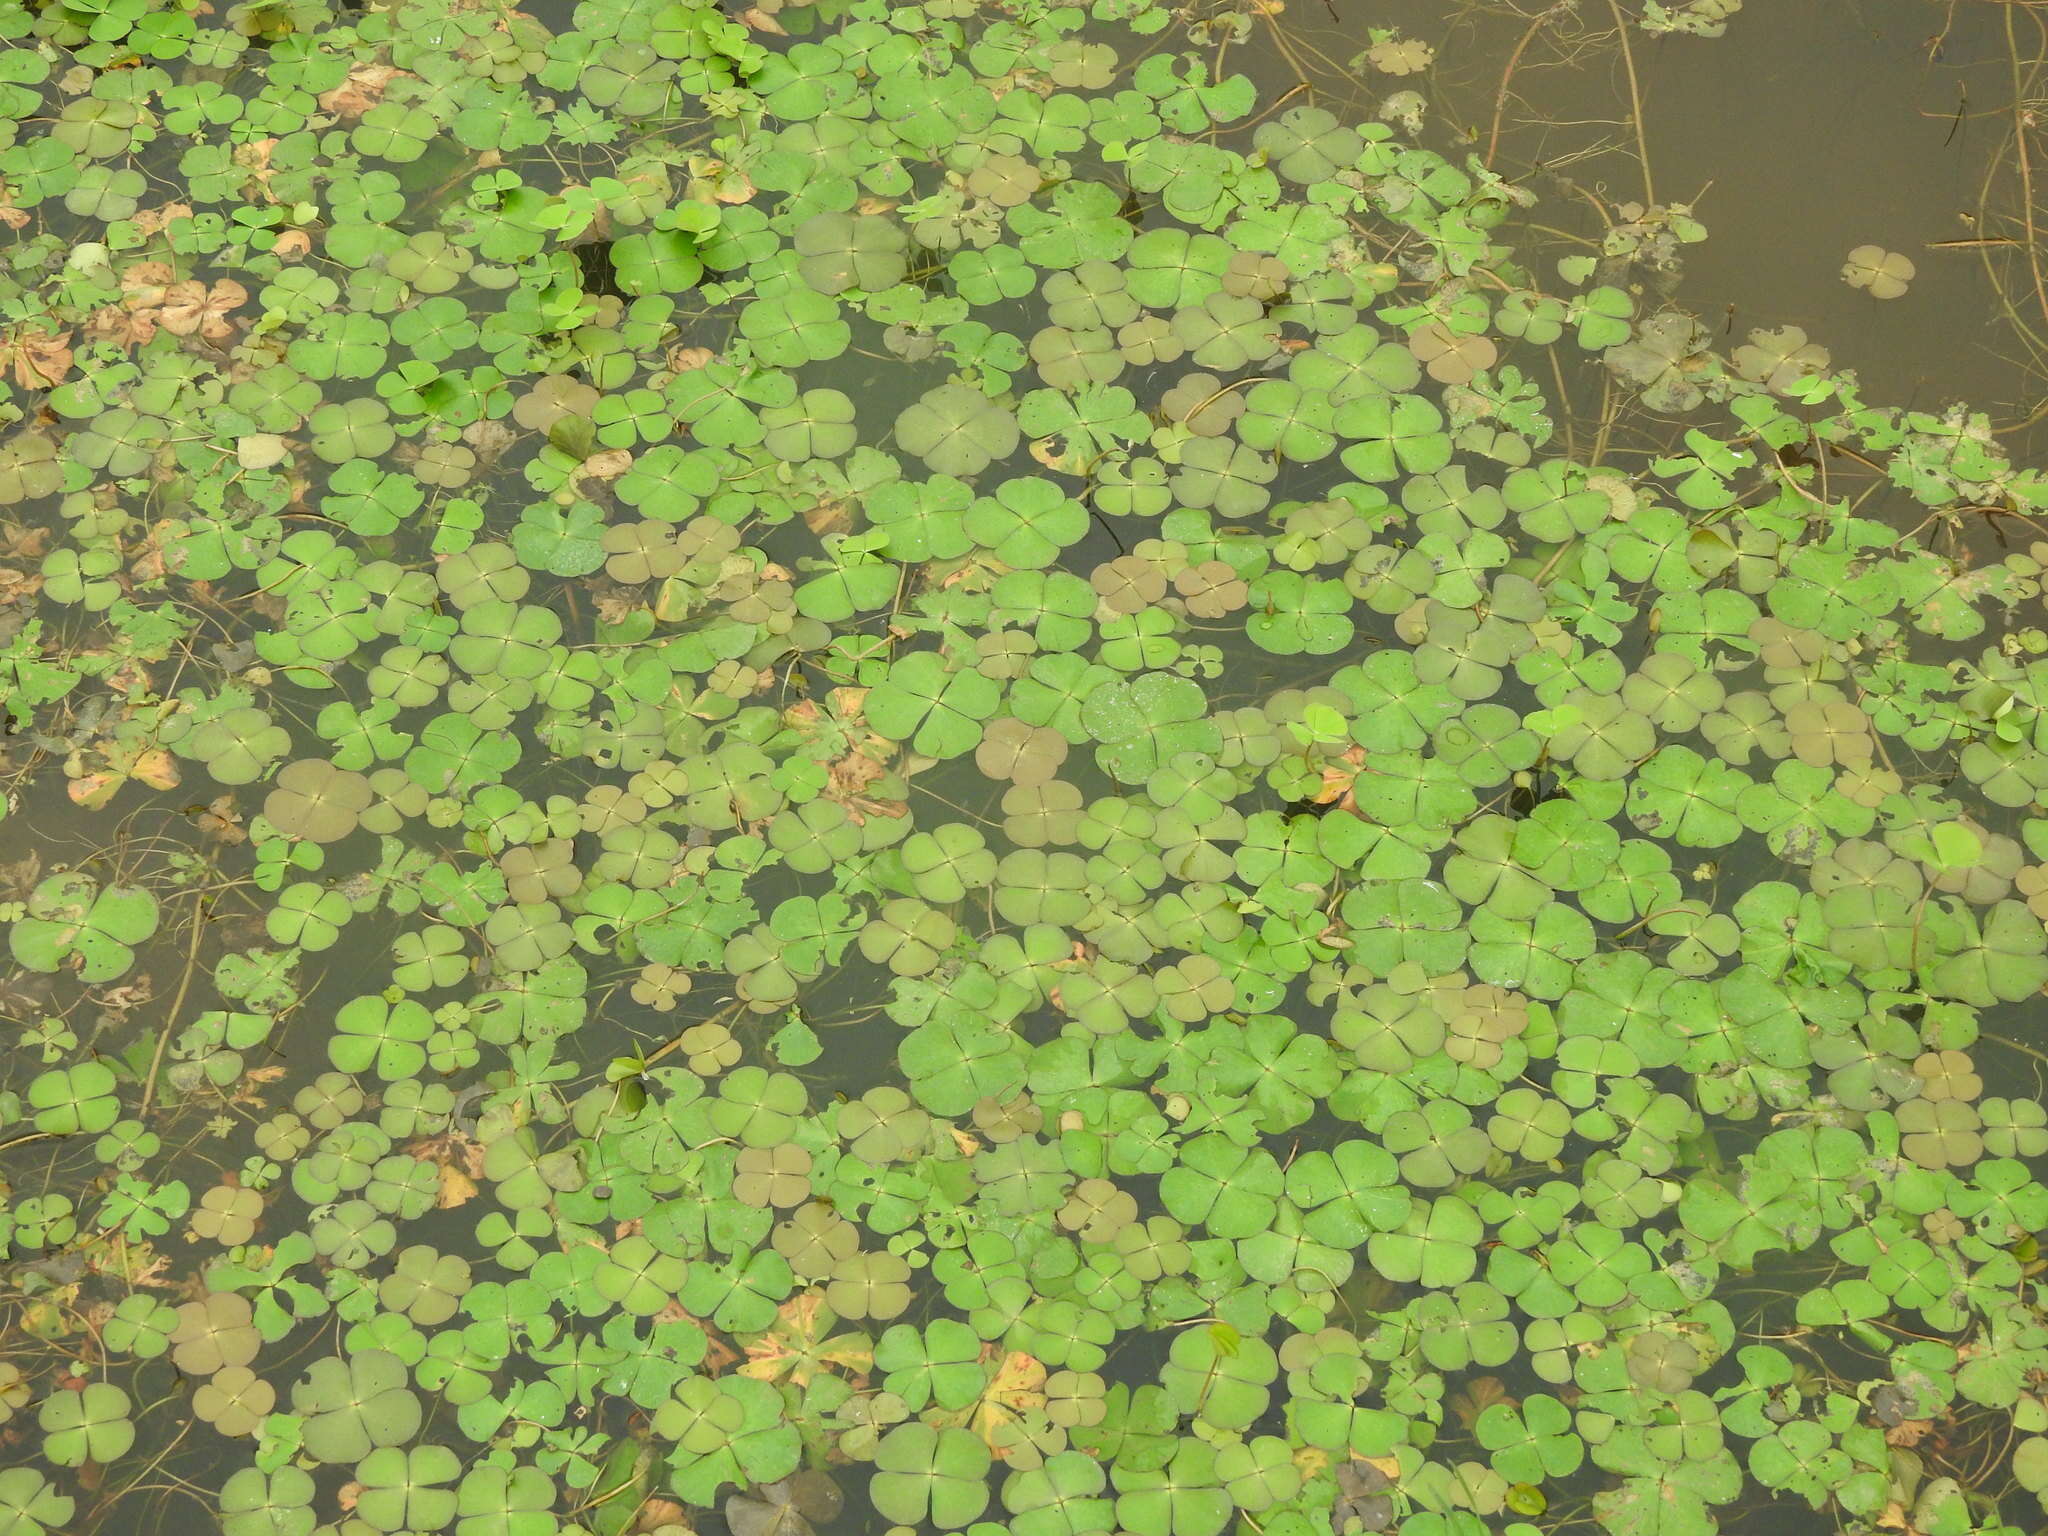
[
  {"xmin": 138, "ymin": 888, "xmax": 210, "ymax": 1117},
  {"xmin": 1601, "ymin": 0, "xmax": 1655, "ymax": 206},
  {"xmin": 1487, "ymin": 3, "xmax": 1566, "ymax": 170},
  {"xmin": 2007, "ymin": 4, "xmax": 2048, "ymax": 350}
]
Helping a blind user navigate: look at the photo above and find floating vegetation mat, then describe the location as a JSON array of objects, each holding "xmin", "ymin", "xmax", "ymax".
[{"xmin": 2, "ymin": 2, "xmax": 2048, "ymax": 1536}]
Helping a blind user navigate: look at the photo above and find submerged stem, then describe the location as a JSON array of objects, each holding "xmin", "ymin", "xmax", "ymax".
[
  {"xmin": 1601, "ymin": 0, "xmax": 1655, "ymax": 207},
  {"xmin": 138, "ymin": 889, "xmax": 210, "ymax": 1118}
]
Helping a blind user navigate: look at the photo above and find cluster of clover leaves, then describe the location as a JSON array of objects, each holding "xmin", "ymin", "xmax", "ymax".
[{"xmin": 3, "ymin": 0, "xmax": 2048, "ymax": 1535}]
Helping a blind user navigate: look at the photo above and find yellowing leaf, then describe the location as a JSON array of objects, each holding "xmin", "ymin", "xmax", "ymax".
[
  {"xmin": 1029, "ymin": 436, "xmax": 1096, "ymax": 477},
  {"xmin": 971, "ymin": 1350, "xmax": 1046, "ymax": 1457},
  {"xmin": 131, "ymin": 749, "xmax": 179, "ymax": 791},
  {"xmin": 739, "ymin": 1291, "xmax": 874, "ymax": 1386},
  {"xmin": 436, "ymin": 1163, "xmax": 477, "ymax": 1209},
  {"xmin": 66, "ymin": 773, "xmax": 120, "ymax": 809}
]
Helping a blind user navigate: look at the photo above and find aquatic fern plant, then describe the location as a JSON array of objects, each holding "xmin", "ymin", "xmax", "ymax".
[{"xmin": 0, "ymin": 1, "xmax": 2044, "ymax": 1536}]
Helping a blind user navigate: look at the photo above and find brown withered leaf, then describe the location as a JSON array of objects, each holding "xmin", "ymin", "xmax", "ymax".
[
  {"xmin": 436, "ymin": 1141, "xmax": 484, "ymax": 1208},
  {"xmin": 462, "ymin": 418, "xmax": 519, "ymax": 467},
  {"xmin": 100, "ymin": 659, "xmax": 158, "ymax": 698},
  {"xmin": 437, "ymin": 1165, "xmax": 478, "ymax": 1209},
  {"xmin": 318, "ymin": 63, "xmax": 403, "ymax": 119},
  {"xmin": 589, "ymin": 585, "xmax": 645, "ymax": 627},
  {"xmin": 0, "ymin": 521, "xmax": 50, "ymax": 561},
  {"xmin": 193, "ymin": 793, "xmax": 248, "ymax": 846},
  {"xmin": 103, "ymin": 1241, "xmax": 175, "ymax": 1290},
  {"xmin": 844, "ymin": 796, "xmax": 908, "ymax": 824},
  {"xmin": 633, "ymin": 1500, "xmax": 685, "ymax": 1534},
  {"xmin": 406, "ymin": 1128, "xmax": 486, "ymax": 1209},
  {"xmin": 95, "ymin": 980, "xmax": 153, "ymax": 1015},
  {"xmin": 132, "ymin": 202, "xmax": 194, "ymax": 238},
  {"xmin": 0, "ymin": 849, "xmax": 42, "ymax": 902},
  {"xmin": 85, "ymin": 304, "xmax": 156, "ymax": 351},
  {"xmin": 574, "ymin": 448, "xmax": 633, "ymax": 485},
  {"xmin": 826, "ymin": 744, "xmax": 890, "ymax": 802},
  {"xmin": 127, "ymin": 520, "xmax": 182, "ymax": 584},
  {"xmin": 1312, "ymin": 745, "xmax": 1368, "ymax": 811},
  {"xmin": 0, "ymin": 566, "xmax": 42, "ymax": 606},
  {"xmin": 1448, "ymin": 1376, "xmax": 1513, "ymax": 1429},
  {"xmin": 158, "ymin": 279, "xmax": 248, "ymax": 340},
  {"xmin": 120, "ymin": 259, "xmax": 176, "ymax": 307},
  {"xmin": 668, "ymin": 1308, "xmax": 743, "ymax": 1376},
  {"xmin": 801, "ymin": 497, "xmax": 852, "ymax": 537},
  {"xmin": 6, "ymin": 325, "xmax": 72, "ymax": 390},
  {"xmin": 222, "ymin": 1064, "xmax": 287, "ymax": 1115}
]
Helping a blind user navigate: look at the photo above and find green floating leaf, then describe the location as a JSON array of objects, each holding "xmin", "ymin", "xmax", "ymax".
[{"xmin": 9, "ymin": 875, "xmax": 158, "ymax": 983}]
